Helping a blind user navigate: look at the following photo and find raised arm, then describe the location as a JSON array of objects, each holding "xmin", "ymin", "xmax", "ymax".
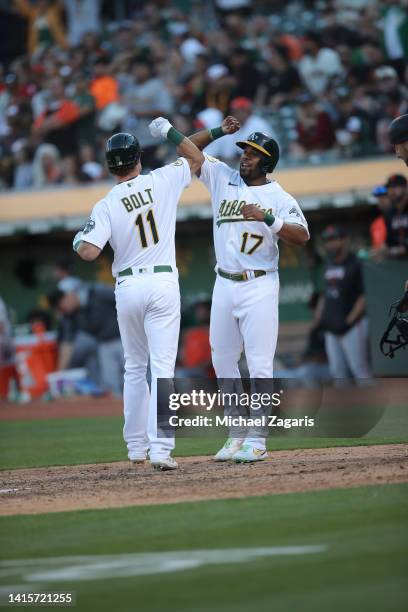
[
  {"xmin": 188, "ymin": 115, "xmax": 240, "ymax": 152},
  {"xmin": 187, "ymin": 116, "xmax": 241, "ymax": 177},
  {"xmin": 148, "ymin": 117, "xmax": 204, "ymax": 175}
]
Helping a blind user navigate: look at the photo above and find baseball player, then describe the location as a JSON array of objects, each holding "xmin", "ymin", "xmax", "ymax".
[
  {"xmin": 388, "ymin": 114, "xmax": 408, "ymax": 166},
  {"xmin": 73, "ymin": 119, "xmax": 204, "ymax": 470},
  {"xmin": 188, "ymin": 117, "xmax": 309, "ymax": 462}
]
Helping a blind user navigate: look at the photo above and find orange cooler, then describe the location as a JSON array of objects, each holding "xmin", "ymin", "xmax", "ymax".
[{"xmin": 14, "ymin": 330, "xmax": 57, "ymax": 399}]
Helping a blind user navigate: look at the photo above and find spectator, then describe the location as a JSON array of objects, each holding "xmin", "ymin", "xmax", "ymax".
[
  {"xmin": 12, "ymin": 141, "xmax": 33, "ymax": 189},
  {"xmin": 61, "ymin": 155, "xmax": 80, "ymax": 185},
  {"xmin": 80, "ymin": 30, "xmax": 103, "ymax": 64},
  {"xmin": 381, "ymin": 1, "xmax": 408, "ymax": 79},
  {"xmin": 32, "ymin": 77, "xmax": 80, "ymax": 158},
  {"xmin": 49, "ymin": 283, "xmax": 124, "ymax": 396},
  {"xmin": 228, "ymin": 47, "xmax": 262, "ymax": 101},
  {"xmin": 32, "ymin": 143, "xmax": 62, "ymax": 187},
  {"xmin": 369, "ymin": 185, "xmax": 391, "ymax": 256},
  {"xmin": 384, "ymin": 174, "xmax": 408, "ymax": 258},
  {"xmin": 205, "ymin": 97, "xmax": 276, "ymax": 161},
  {"xmin": 334, "ymin": 88, "xmax": 373, "ymax": 157},
  {"xmin": 14, "ymin": 0, "xmax": 67, "ymax": 57},
  {"xmin": 63, "ymin": 0, "xmax": 102, "ymax": 47},
  {"xmin": 318, "ymin": 225, "xmax": 372, "ymax": 381},
  {"xmin": 290, "ymin": 94, "xmax": 336, "ymax": 159},
  {"xmin": 298, "ymin": 31, "xmax": 344, "ymax": 96},
  {"xmin": 179, "ymin": 30, "xmax": 207, "ymax": 65},
  {"xmin": 73, "ymin": 76, "xmax": 96, "ymax": 147},
  {"xmin": 89, "ymin": 56, "xmax": 120, "ymax": 112},
  {"xmin": 190, "ymin": 64, "xmax": 235, "ymax": 115},
  {"xmin": 78, "ymin": 143, "xmax": 104, "ymax": 181},
  {"xmin": 53, "ymin": 257, "xmax": 83, "ymax": 293},
  {"xmin": 260, "ymin": 44, "xmax": 302, "ymax": 109},
  {"xmin": 121, "ymin": 59, "xmax": 174, "ymax": 168},
  {"xmin": 374, "ymin": 66, "xmax": 408, "ymax": 152}
]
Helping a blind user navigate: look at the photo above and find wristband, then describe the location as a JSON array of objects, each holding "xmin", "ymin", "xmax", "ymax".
[
  {"xmin": 209, "ymin": 126, "xmax": 224, "ymax": 141},
  {"xmin": 167, "ymin": 127, "xmax": 185, "ymax": 146},
  {"xmin": 73, "ymin": 231, "xmax": 83, "ymax": 253},
  {"xmin": 264, "ymin": 213, "xmax": 283, "ymax": 233}
]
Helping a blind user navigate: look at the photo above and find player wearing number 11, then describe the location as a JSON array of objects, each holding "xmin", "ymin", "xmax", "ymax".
[
  {"xmin": 73, "ymin": 119, "xmax": 204, "ymax": 470},
  {"xmin": 188, "ymin": 117, "xmax": 310, "ymax": 462}
]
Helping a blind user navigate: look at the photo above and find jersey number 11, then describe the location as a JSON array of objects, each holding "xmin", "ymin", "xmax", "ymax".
[{"xmin": 135, "ymin": 210, "xmax": 159, "ymax": 248}]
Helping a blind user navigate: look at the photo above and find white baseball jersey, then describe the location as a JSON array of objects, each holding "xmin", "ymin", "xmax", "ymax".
[
  {"xmin": 80, "ymin": 158, "xmax": 191, "ymax": 276},
  {"xmin": 200, "ymin": 154, "xmax": 309, "ymax": 272}
]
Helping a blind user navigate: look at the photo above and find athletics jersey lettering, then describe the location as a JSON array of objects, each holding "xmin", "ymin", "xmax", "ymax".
[
  {"xmin": 217, "ymin": 199, "xmax": 273, "ymax": 226},
  {"xmin": 199, "ymin": 154, "xmax": 309, "ymax": 272},
  {"xmin": 121, "ymin": 188, "xmax": 154, "ymax": 213}
]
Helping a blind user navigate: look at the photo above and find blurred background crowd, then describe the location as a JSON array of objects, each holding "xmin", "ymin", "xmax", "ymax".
[{"xmin": 0, "ymin": 0, "xmax": 408, "ymax": 189}]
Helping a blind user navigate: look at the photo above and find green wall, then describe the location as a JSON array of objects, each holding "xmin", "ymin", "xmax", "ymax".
[{"xmin": 0, "ymin": 226, "xmax": 314, "ymax": 325}]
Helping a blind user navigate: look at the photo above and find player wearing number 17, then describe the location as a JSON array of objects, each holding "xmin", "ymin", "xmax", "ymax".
[
  {"xmin": 189, "ymin": 117, "xmax": 310, "ymax": 462},
  {"xmin": 73, "ymin": 118, "xmax": 204, "ymax": 470}
]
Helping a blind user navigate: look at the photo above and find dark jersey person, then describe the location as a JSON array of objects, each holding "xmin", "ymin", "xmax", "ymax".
[
  {"xmin": 384, "ymin": 174, "xmax": 408, "ymax": 257},
  {"xmin": 319, "ymin": 225, "xmax": 372, "ymax": 380},
  {"xmin": 49, "ymin": 283, "xmax": 124, "ymax": 395}
]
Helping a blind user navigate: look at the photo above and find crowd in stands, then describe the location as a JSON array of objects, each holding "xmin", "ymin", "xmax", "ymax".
[{"xmin": 0, "ymin": 0, "xmax": 407, "ymax": 190}]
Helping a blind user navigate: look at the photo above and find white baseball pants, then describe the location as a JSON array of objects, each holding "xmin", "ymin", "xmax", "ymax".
[
  {"xmin": 210, "ymin": 272, "xmax": 280, "ymax": 448},
  {"xmin": 115, "ymin": 272, "xmax": 180, "ymax": 460}
]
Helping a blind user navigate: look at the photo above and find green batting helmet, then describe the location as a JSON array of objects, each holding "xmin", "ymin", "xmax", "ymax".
[
  {"xmin": 105, "ymin": 132, "xmax": 141, "ymax": 174},
  {"xmin": 236, "ymin": 132, "xmax": 280, "ymax": 173},
  {"xmin": 388, "ymin": 114, "xmax": 408, "ymax": 146}
]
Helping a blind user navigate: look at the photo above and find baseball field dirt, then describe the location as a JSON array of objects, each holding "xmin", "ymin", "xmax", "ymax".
[{"xmin": 1, "ymin": 444, "xmax": 407, "ymax": 516}]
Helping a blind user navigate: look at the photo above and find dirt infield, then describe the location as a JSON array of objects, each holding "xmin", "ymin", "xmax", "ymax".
[{"xmin": 0, "ymin": 444, "xmax": 407, "ymax": 516}]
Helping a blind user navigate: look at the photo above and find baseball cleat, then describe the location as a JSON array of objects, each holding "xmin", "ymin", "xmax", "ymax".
[
  {"xmin": 151, "ymin": 456, "xmax": 178, "ymax": 471},
  {"xmin": 232, "ymin": 443, "xmax": 267, "ymax": 463},
  {"xmin": 129, "ymin": 451, "xmax": 148, "ymax": 464},
  {"xmin": 214, "ymin": 438, "xmax": 244, "ymax": 461},
  {"xmin": 129, "ymin": 456, "xmax": 147, "ymax": 464}
]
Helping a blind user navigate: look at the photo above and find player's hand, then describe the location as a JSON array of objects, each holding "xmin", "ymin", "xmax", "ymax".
[
  {"xmin": 149, "ymin": 117, "xmax": 172, "ymax": 138},
  {"xmin": 222, "ymin": 115, "xmax": 240, "ymax": 134},
  {"xmin": 242, "ymin": 204, "xmax": 265, "ymax": 221}
]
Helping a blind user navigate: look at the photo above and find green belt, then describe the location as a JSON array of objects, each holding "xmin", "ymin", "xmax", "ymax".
[
  {"xmin": 118, "ymin": 265, "xmax": 173, "ymax": 277},
  {"xmin": 217, "ymin": 268, "xmax": 266, "ymax": 282}
]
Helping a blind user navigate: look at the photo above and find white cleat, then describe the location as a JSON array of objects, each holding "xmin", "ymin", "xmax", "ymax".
[
  {"xmin": 129, "ymin": 452, "xmax": 148, "ymax": 464},
  {"xmin": 129, "ymin": 456, "xmax": 147, "ymax": 464},
  {"xmin": 232, "ymin": 443, "xmax": 267, "ymax": 463},
  {"xmin": 214, "ymin": 438, "xmax": 243, "ymax": 461},
  {"xmin": 150, "ymin": 456, "xmax": 178, "ymax": 471}
]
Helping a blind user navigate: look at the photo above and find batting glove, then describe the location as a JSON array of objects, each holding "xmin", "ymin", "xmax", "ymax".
[{"xmin": 149, "ymin": 117, "xmax": 172, "ymax": 138}]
